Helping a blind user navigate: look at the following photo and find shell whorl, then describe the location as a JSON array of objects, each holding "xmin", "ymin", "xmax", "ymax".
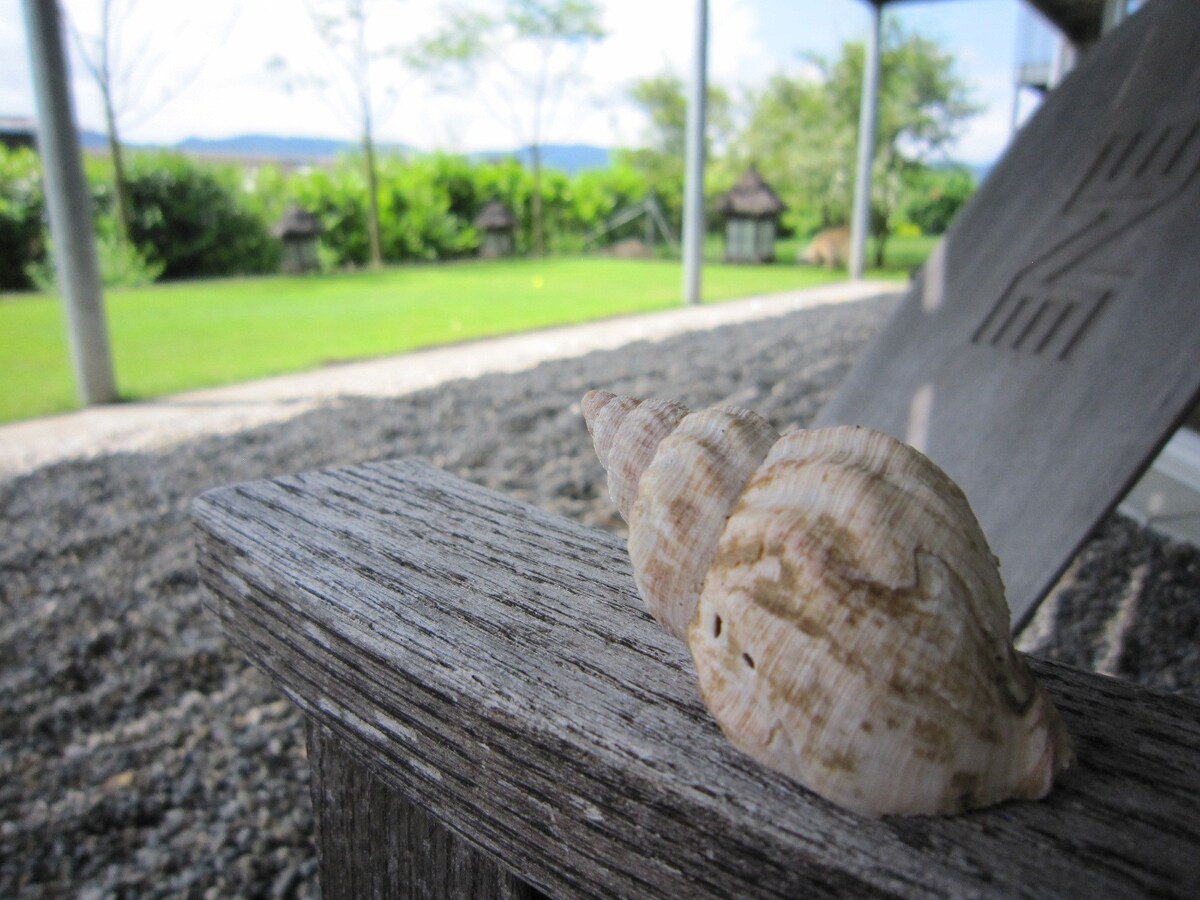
[
  {"xmin": 582, "ymin": 391, "xmax": 1073, "ymax": 817},
  {"xmin": 583, "ymin": 390, "xmax": 779, "ymax": 639},
  {"xmin": 582, "ymin": 390, "xmax": 689, "ymax": 521}
]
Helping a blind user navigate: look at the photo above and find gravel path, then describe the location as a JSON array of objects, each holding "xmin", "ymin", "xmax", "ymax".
[{"xmin": 2, "ymin": 294, "xmax": 1197, "ymax": 898}]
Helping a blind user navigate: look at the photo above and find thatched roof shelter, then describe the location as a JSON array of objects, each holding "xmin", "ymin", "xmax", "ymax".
[
  {"xmin": 273, "ymin": 204, "xmax": 321, "ymax": 274},
  {"xmin": 474, "ymin": 198, "xmax": 518, "ymax": 232},
  {"xmin": 273, "ymin": 204, "xmax": 320, "ymax": 240},
  {"xmin": 474, "ymin": 198, "xmax": 518, "ymax": 258},
  {"xmin": 717, "ymin": 166, "xmax": 786, "ymax": 263},
  {"xmin": 716, "ymin": 166, "xmax": 786, "ymax": 220}
]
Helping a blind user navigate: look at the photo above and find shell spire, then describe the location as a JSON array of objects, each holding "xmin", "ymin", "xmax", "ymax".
[{"xmin": 583, "ymin": 391, "xmax": 1074, "ymax": 817}]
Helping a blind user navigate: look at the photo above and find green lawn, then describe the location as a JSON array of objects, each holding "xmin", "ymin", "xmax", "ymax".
[{"xmin": 0, "ymin": 248, "xmax": 924, "ymax": 424}]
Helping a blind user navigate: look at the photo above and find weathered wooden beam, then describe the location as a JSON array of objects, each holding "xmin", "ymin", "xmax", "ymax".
[
  {"xmin": 193, "ymin": 459, "xmax": 1200, "ymax": 899},
  {"xmin": 307, "ymin": 721, "xmax": 541, "ymax": 900}
]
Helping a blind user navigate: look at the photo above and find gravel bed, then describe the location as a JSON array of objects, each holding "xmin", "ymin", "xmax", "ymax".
[{"xmin": 2, "ymin": 294, "xmax": 1197, "ymax": 898}]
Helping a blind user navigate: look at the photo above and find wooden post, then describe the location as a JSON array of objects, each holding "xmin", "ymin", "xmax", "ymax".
[
  {"xmin": 681, "ymin": 0, "xmax": 708, "ymax": 306},
  {"xmin": 20, "ymin": 0, "xmax": 117, "ymax": 406},
  {"xmin": 849, "ymin": 0, "xmax": 883, "ymax": 281}
]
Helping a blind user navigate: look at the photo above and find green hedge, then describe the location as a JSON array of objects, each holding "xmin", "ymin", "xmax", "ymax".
[
  {"xmin": 122, "ymin": 153, "xmax": 280, "ymax": 280},
  {"xmin": 0, "ymin": 145, "xmax": 680, "ymax": 290},
  {"xmin": 0, "ymin": 143, "xmax": 977, "ymax": 293},
  {"xmin": 0, "ymin": 147, "xmax": 47, "ymax": 291}
]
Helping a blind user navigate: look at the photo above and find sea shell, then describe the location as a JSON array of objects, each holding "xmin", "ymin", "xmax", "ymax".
[{"xmin": 582, "ymin": 390, "xmax": 1073, "ymax": 817}]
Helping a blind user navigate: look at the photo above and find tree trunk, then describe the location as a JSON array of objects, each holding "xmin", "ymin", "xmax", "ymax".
[
  {"xmin": 102, "ymin": 88, "xmax": 132, "ymax": 247},
  {"xmin": 531, "ymin": 143, "xmax": 544, "ymax": 257},
  {"xmin": 873, "ymin": 232, "xmax": 887, "ymax": 269},
  {"xmin": 363, "ymin": 131, "xmax": 383, "ymax": 270}
]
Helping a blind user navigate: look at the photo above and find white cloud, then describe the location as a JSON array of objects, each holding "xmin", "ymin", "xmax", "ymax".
[
  {"xmin": 945, "ymin": 63, "xmax": 1017, "ymax": 164},
  {"xmin": 1, "ymin": 0, "xmax": 1022, "ymax": 164}
]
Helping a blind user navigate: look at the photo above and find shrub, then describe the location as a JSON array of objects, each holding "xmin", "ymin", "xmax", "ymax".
[
  {"xmin": 26, "ymin": 213, "xmax": 164, "ymax": 291},
  {"xmin": 902, "ymin": 166, "xmax": 976, "ymax": 235},
  {"xmin": 120, "ymin": 152, "xmax": 279, "ymax": 279},
  {"xmin": 1, "ymin": 144, "xmax": 753, "ymax": 285},
  {"xmin": 563, "ymin": 164, "xmax": 650, "ymax": 250},
  {"xmin": 375, "ymin": 154, "xmax": 480, "ymax": 261},
  {"xmin": 290, "ymin": 159, "xmax": 372, "ymax": 268},
  {"xmin": 0, "ymin": 146, "xmax": 47, "ymax": 291}
]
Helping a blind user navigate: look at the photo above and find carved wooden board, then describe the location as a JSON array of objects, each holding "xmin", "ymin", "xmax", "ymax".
[
  {"xmin": 193, "ymin": 459, "xmax": 1200, "ymax": 899},
  {"xmin": 815, "ymin": 0, "xmax": 1200, "ymax": 628}
]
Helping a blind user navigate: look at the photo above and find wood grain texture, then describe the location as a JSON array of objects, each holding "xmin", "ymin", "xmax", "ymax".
[
  {"xmin": 193, "ymin": 458, "xmax": 1200, "ymax": 899},
  {"xmin": 814, "ymin": 0, "xmax": 1200, "ymax": 629},
  {"xmin": 307, "ymin": 721, "xmax": 541, "ymax": 900}
]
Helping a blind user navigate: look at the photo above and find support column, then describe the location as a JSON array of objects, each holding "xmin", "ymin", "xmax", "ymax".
[
  {"xmin": 681, "ymin": 0, "xmax": 708, "ymax": 306},
  {"xmin": 849, "ymin": 0, "xmax": 883, "ymax": 281},
  {"xmin": 21, "ymin": 0, "xmax": 117, "ymax": 405}
]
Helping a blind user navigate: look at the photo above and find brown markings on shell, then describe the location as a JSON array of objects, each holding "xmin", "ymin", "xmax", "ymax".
[
  {"xmin": 605, "ymin": 398, "xmax": 689, "ymax": 521},
  {"xmin": 763, "ymin": 534, "xmax": 1006, "ymax": 755},
  {"xmin": 581, "ymin": 390, "xmax": 641, "ymax": 470},
  {"xmin": 687, "ymin": 425, "xmax": 1072, "ymax": 816},
  {"xmin": 583, "ymin": 392, "xmax": 1074, "ymax": 816},
  {"xmin": 626, "ymin": 406, "xmax": 780, "ymax": 640}
]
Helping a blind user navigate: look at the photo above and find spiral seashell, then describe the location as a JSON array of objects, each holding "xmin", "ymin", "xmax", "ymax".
[{"xmin": 582, "ymin": 390, "xmax": 1073, "ymax": 817}]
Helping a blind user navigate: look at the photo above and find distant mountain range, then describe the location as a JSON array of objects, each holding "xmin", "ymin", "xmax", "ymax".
[
  {"xmin": 75, "ymin": 130, "xmax": 991, "ymax": 181},
  {"xmin": 78, "ymin": 130, "xmax": 612, "ymax": 174}
]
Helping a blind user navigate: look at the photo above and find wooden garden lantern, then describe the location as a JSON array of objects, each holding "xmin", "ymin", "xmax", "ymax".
[
  {"xmin": 717, "ymin": 166, "xmax": 786, "ymax": 263},
  {"xmin": 273, "ymin": 204, "xmax": 321, "ymax": 275},
  {"xmin": 474, "ymin": 198, "xmax": 518, "ymax": 258}
]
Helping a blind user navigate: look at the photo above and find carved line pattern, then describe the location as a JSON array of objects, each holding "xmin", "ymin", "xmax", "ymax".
[
  {"xmin": 971, "ymin": 290, "xmax": 1111, "ymax": 361},
  {"xmin": 972, "ymin": 117, "xmax": 1200, "ymax": 361}
]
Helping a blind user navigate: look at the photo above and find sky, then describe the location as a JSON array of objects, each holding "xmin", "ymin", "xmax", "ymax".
[{"xmin": 0, "ymin": 0, "xmax": 1054, "ymax": 167}]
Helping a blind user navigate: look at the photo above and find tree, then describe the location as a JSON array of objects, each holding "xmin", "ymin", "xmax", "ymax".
[
  {"xmin": 413, "ymin": 0, "xmax": 607, "ymax": 256},
  {"xmin": 902, "ymin": 165, "xmax": 977, "ymax": 235},
  {"xmin": 736, "ymin": 72, "xmax": 850, "ymax": 239},
  {"xmin": 824, "ymin": 21, "xmax": 980, "ymax": 265},
  {"xmin": 270, "ymin": 0, "xmax": 412, "ymax": 269},
  {"xmin": 740, "ymin": 21, "xmax": 980, "ymax": 264},
  {"xmin": 63, "ymin": 0, "xmax": 227, "ymax": 246},
  {"xmin": 628, "ymin": 73, "xmax": 734, "ymax": 161},
  {"xmin": 617, "ymin": 73, "xmax": 733, "ymax": 235}
]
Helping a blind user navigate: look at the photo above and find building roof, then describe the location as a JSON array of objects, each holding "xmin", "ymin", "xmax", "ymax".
[
  {"xmin": 717, "ymin": 166, "xmax": 786, "ymax": 218},
  {"xmin": 1028, "ymin": 0, "xmax": 1110, "ymax": 45},
  {"xmin": 0, "ymin": 115, "xmax": 36, "ymax": 133},
  {"xmin": 0, "ymin": 115, "xmax": 36, "ymax": 149},
  {"xmin": 876, "ymin": 0, "xmax": 1111, "ymax": 47},
  {"xmin": 474, "ymin": 198, "xmax": 517, "ymax": 231},
  {"xmin": 273, "ymin": 204, "xmax": 320, "ymax": 239}
]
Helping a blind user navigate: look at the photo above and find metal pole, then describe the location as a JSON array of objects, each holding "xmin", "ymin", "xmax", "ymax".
[
  {"xmin": 849, "ymin": 0, "xmax": 882, "ymax": 281},
  {"xmin": 21, "ymin": 0, "xmax": 117, "ymax": 405},
  {"xmin": 681, "ymin": 0, "xmax": 708, "ymax": 305}
]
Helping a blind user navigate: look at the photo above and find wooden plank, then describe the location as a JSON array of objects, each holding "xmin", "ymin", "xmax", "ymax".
[
  {"xmin": 193, "ymin": 459, "xmax": 1200, "ymax": 900},
  {"xmin": 814, "ymin": 0, "xmax": 1200, "ymax": 629},
  {"xmin": 307, "ymin": 721, "xmax": 541, "ymax": 900}
]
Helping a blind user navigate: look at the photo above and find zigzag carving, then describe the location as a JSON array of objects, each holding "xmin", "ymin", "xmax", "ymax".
[{"xmin": 972, "ymin": 120, "xmax": 1200, "ymax": 360}]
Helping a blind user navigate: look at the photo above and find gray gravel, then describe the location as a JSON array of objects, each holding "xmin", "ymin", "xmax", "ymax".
[{"xmin": 2, "ymin": 293, "xmax": 1197, "ymax": 898}]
